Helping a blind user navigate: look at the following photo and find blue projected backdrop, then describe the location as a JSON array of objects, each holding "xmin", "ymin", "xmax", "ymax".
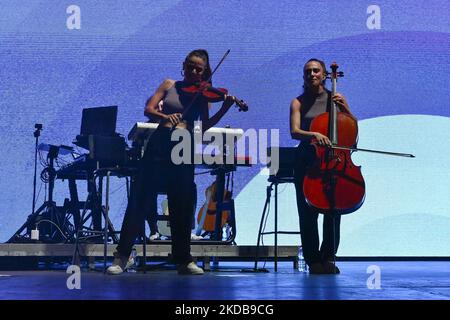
[{"xmin": 0, "ymin": 1, "xmax": 449, "ymax": 256}]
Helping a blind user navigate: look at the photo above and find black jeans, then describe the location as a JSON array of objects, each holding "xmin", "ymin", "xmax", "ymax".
[
  {"xmin": 293, "ymin": 144, "xmax": 341, "ymax": 266},
  {"xmin": 117, "ymin": 127, "xmax": 195, "ymax": 264}
]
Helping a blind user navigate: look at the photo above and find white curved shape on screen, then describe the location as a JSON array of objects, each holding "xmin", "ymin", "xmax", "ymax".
[{"xmin": 234, "ymin": 115, "xmax": 450, "ymax": 256}]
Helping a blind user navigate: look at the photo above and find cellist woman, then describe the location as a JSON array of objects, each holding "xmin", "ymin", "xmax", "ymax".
[{"xmin": 289, "ymin": 58, "xmax": 354, "ymax": 274}]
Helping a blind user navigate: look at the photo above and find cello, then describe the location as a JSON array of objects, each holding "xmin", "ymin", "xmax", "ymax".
[
  {"xmin": 303, "ymin": 62, "xmax": 365, "ymax": 214},
  {"xmin": 299, "ymin": 62, "xmax": 414, "ymax": 273},
  {"xmin": 302, "ymin": 62, "xmax": 414, "ymax": 214}
]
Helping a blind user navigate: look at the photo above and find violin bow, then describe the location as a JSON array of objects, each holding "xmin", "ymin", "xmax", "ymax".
[
  {"xmin": 330, "ymin": 145, "xmax": 415, "ymax": 158},
  {"xmin": 207, "ymin": 49, "xmax": 230, "ymax": 83},
  {"xmin": 324, "ymin": 63, "xmax": 414, "ymax": 158}
]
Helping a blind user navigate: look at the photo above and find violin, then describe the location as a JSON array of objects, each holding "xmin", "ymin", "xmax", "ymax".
[
  {"xmin": 181, "ymin": 81, "xmax": 249, "ymax": 112},
  {"xmin": 178, "ymin": 50, "xmax": 249, "ymax": 120},
  {"xmin": 302, "ymin": 62, "xmax": 366, "ymax": 215}
]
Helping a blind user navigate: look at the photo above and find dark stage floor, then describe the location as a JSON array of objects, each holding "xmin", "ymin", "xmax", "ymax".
[{"xmin": 1, "ymin": 261, "xmax": 449, "ymax": 300}]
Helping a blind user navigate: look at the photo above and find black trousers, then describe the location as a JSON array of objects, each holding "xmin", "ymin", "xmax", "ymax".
[
  {"xmin": 145, "ymin": 194, "xmax": 158, "ymax": 235},
  {"xmin": 293, "ymin": 144, "xmax": 341, "ymax": 266},
  {"xmin": 117, "ymin": 127, "xmax": 195, "ymax": 264}
]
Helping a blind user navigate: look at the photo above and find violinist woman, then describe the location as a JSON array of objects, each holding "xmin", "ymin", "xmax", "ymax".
[
  {"xmin": 108, "ymin": 49, "xmax": 237, "ymax": 275},
  {"xmin": 290, "ymin": 58, "xmax": 353, "ymax": 274}
]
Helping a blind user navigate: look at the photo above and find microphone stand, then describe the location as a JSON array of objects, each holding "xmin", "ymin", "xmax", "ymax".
[{"xmin": 32, "ymin": 124, "xmax": 43, "ymax": 216}]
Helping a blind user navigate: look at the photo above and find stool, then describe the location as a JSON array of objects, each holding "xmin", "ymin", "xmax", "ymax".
[{"xmin": 254, "ymin": 175, "xmax": 301, "ymax": 272}]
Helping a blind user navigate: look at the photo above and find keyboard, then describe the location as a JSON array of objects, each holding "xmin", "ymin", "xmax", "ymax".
[{"xmin": 127, "ymin": 122, "xmax": 244, "ymax": 142}]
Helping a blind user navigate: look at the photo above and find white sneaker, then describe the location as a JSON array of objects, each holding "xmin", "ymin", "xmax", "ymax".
[
  {"xmin": 190, "ymin": 234, "xmax": 203, "ymax": 240},
  {"xmin": 106, "ymin": 252, "xmax": 135, "ymax": 275},
  {"xmin": 149, "ymin": 232, "xmax": 160, "ymax": 241},
  {"xmin": 177, "ymin": 262, "xmax": 204, "ymax": 275}
]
